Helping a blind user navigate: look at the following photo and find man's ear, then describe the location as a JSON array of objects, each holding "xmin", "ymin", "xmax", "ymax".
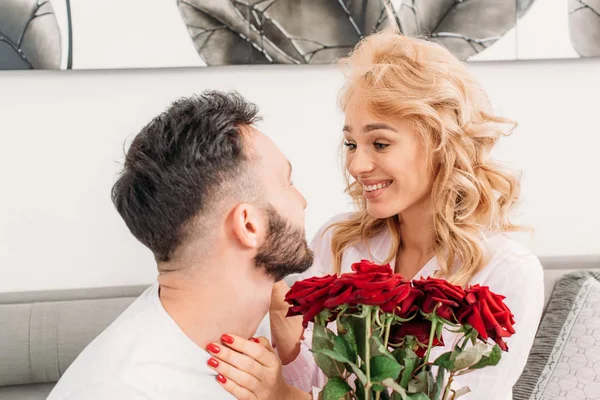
[{"xmin": 230, "ymin": 203, "xmax": 265, "ymax": 249}]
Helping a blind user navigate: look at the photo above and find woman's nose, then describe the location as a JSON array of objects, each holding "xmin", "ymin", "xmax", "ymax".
[{"xmin": 347, "ymin": 149, "xmax": 375, "ymax": 177}]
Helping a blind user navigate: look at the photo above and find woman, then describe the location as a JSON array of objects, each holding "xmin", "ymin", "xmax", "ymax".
[{"xmin": 206, "ymin": 24, "xmax": 544, "ymax": 400}]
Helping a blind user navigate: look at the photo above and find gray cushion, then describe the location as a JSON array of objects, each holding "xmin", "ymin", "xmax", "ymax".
[
  {"xmin": 0, "ymin": 304, "xmax": 34, "ymax": 387},
  {"xmin": 514, "ymin": 271, "xmax": 600, "ymax": 399},
  {"xmin": 0, "ymin": 383, "xmax": 54, "ymax": 399},
  {"xmin": 0, "ymin": 285, "xmax": 148, "ymax": 304},
  {"xmin": 0, "ymin": 285, "xmax": 148, "ymax": 387},
  {"xmin": 539, "ymin": 255, "xmax": 600, "ymax": 309}
]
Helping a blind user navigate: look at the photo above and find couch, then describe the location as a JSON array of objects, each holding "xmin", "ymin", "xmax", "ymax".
[{"xmin": 1, "ymin": 255, "xmax": 599, "ymax": 399}]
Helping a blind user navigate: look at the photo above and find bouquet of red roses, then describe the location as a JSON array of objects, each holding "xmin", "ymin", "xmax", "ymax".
[{"xmin": 285, "ymin": 260, "xmax": 515, "ymax": 400}]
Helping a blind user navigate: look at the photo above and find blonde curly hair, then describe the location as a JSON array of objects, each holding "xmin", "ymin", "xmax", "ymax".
[{"xmin": 328, "ymin": 25, "xmax": 523, "ymax": 287}]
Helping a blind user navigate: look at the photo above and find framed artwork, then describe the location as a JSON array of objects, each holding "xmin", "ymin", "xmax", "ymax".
[{"xmin": 1, "ymin": 0, "xmax": 598, "ymax": 70}]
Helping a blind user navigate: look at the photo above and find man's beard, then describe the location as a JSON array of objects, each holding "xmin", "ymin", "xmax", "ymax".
[{"xmin": 254, "ymin": 206, "xmax": 314, "ymax": 282}]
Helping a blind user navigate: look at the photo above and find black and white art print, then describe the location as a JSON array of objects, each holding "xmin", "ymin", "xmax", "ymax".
[{"xmin": 1, "ymin": 0, "xmax": 599, "ymax": 70}]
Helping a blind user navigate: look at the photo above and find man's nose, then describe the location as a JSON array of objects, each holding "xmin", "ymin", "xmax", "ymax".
[{"xmin": 296, "ymin": 187, "xmax": 307, "ymax": 209}]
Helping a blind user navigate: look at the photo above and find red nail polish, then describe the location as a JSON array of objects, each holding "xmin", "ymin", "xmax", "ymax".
[
  {"xmin": 221, "ymin": 334, "xmax": 234, "ymax": 344},
  {"xmin": 217, "ymin": 374, "xmax": 227, "ymax": 384},
  {"xmin": 250, "ymin": 337, "xmax": 260, "ymax": 343},
  {"xmin": 206, "ymin": 343, "xmax": 220, "ymax": 354},
  {"xmin": 207, "ymin": 358, "xmax": 219, "ymax": 368}
]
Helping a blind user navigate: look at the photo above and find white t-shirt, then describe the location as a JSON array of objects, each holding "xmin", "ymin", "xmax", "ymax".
[
  {"xmin": 283, "ymin": 213, "xmax": 545, "ymax": 400},
  {"xmin": 48, "ymin": 284, "xmax": 270, "ymax": 400}
]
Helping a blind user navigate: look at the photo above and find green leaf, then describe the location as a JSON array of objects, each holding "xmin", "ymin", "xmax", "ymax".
[
  {"xmin": 313, "ymin": 323, "xmax": 334, "ymax": 342},
  {"xmin": 470, "ymin": 344, "xmax": 502, "ymax": 370},
  {"xmin": 453, "ymin": 343, "xmax": 488, "ymax": 370},
  {"xmin": 408, "ymin": 371, "xmax": 434, "ymax": 396},
  {"xmin": 396, "ymin": 346, "xmax": 418, "ymax": 364},
  {"xmin": 407, "ymin": 378, "xmax": 424, "ymax": 394},
  {"xmin": 372, "ymin": 383, "xmax": 387, "ymax": 392},
  {"xmin": 314, "ymin": 344, "xmax": 367, "ymax": 386},
  {"xmin": 354, "ymin": 375, "xmax": 366, "ymax": 400},
  {"xmin": 371, "ymin": 356, "xmax": 402, "ymax": 382},
  {"xmin": 312, "ymin": 324, "xmax": 344, "ymax": 378},
  {"xmin": 382, "ymin": 378, "xmax": 408, "ymax": 400},
  {"xmin": 321, "ymin": 377, "xmax": 352, "ymax": 400},
  {"xmin": 432, "ymin": 352, "xmax": 454, "ymax": 370},
  {"xmin": 380, "ymin": 390, "xmax": 391, "ymax": 400},
  {"xmin": 453, "ymin": 387, "xmax": 471, "ymax": 398},
  {"xmin": 433, "ymin": 366, "xmax": 446, "ymax": 400},
  {"xmin": 398, "ymin": 349, "xmax": 417, "ymax": 389},
  {"xmin": 406, "ymin": 394, "xmax": 431, "ymax": 400},
  {"xmin": 392, "ymin": 347, "xmax": 404, "ymax": 362},
  {"xmin": 348, "ymin": 315, "xmax": 368, "ymax": 363},
  {"xmin": 435, "ymin": 320, "xmax": 444, "ymax": 339},
  {"xmin": 338, "ymin": 316, "xmax": 359, "ymax": 363},
  {"xmin": 371, "ymin": 336, "xmax": 396, "ymax": 361},
  {"xmin": 317, "ymin": 309, "xmax": 333, "ymax": 326},
  {"xmin": 333, "ymin": 334, "xmax": 357, "ymax": 364},
  {"xmin": 349, "ymin": 362, "xmax": 368, "ymax": 385},
  {"xmin": 312, "ymin": 349, "xmax": 344, "ymax": 378},
  {"xmin": 314, "ymin": 348, "xmax": 352, "ymax": 364}
]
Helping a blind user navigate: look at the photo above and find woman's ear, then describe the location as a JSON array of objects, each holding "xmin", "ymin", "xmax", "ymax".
[{"xmin": 230, "ymin": 203, "xmax": 264, "ymax": 249}]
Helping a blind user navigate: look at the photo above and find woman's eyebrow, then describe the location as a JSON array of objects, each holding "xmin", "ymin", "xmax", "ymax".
[{"xmin": 342, "ymin": 123, "xmax": 398, "ymax": 133}]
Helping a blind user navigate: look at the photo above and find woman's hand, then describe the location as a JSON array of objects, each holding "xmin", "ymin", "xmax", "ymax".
[
  {"xmin": 270, "ymin": 280, "xmax": 291, "ymax": 314},
  {"xmin": 269, "ymin": 280, "xmax": 305, "ymax": 365},
  {"xmin": 207, "ymin": 334, "xmax": 311, "ymax": 400}
]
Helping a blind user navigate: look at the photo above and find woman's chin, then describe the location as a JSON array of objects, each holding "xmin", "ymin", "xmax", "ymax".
[{"xmin": 366, "ymin": 204, "xmax": 399, "ymax": 220}]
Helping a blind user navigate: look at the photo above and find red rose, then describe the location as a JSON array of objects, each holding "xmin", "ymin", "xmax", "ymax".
[
  {"xmin": 285, "ymin": 274, "xmax": 340, "ymax": 327},
  {"xmin": 285, "ymin": 261, "xmax": 416, "ymax": 327},
  {"xmin": 351, "ymin": 259, "xmax": 394, "ymax": 275},
  {"xmin": 457, "ymin": 285, "xmax": 515, "ymax": 351},
  {"xmin": 389, "ymin": 317, "xmax": 444, "ymax": 357},
  {"xmin": 396, "ymin": 287, "xmax": 424, "ymax": 318},
  {"xmin": 324, "ymin": 279, "xmax": 356, "ymax": 310},
  {"xmin": 337, "ymin": 263, "xmax": 412, "ymax": 313},
  {"xmin": 412, "ymin": 277, "xmax": 466, "ymax": 322}
]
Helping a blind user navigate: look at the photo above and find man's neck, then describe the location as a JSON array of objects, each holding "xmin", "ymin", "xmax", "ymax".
[{"xmin": 156, "ymin": 254, "xmax": 273, "ymax": 350}]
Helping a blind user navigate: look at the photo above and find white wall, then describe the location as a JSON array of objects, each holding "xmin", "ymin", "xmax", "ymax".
[{"xmin": 1, "ymin": 58, "xmax": 599, "ymax": 293}]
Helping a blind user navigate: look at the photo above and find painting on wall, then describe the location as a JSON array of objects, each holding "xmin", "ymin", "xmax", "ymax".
[{"xmin": 1, "ymin": 0, "xmax": 598, "ymax": 71}]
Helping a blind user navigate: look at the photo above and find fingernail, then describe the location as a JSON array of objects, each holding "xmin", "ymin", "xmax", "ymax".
[
  {"xmin": 208, "ymin": 358, "xmax": 219, "ymax": 368},
  {"xmin": 250, "ymin": 337, "xmax": 260, "ymax": 343},
  {"xmin": 206, "ymin": 343, "xmax": 220, "ymax": 354},
  {"xmin": 221, "ymin": 334, "xmax": 234, "ymax": 344},
  {"xmin": 217, "ymin": 374, "xmax": 227, "ymax": 384}
]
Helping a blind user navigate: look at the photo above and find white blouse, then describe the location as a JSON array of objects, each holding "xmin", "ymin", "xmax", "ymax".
[{"xmin": 282, "ymin": 213, "xmax": 544, "ymax": 400}]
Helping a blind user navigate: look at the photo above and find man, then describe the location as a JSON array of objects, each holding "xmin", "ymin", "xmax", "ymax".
[{"xmin": 48, "ymin": 91, "xmax": 314, "ymax": 399}]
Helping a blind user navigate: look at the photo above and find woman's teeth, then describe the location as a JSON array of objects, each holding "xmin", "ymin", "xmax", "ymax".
[{"xmin": 363, "ymin": 181, "xmax": 392, "ymax": 192}]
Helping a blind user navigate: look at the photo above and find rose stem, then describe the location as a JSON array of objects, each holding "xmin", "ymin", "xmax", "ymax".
[
  {"xmin": 383, "ymin": 315, "xmax": 392, "ymax": 348},
  {"xmin": 365, "ymin": 306, "xmax": 372, "ymax": 400},
  {"xmin": 423, "ymin": 317, "xmax": 438, "ymax": 365},
  {"xmin": 442, "ymin": 371, "xmax": 456, "ymax": 400}
]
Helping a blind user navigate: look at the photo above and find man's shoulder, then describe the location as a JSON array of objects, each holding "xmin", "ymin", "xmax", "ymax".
[
  {"xmin": 75, "ymin": 287, "xmax": 162, "ymax": 357},
  {"xmin": 48, "ymin": 381, "xmax": 146, "ymax": 400},
  {"xmin": 49, "ymin": 376, "xmax": 232, "ymax": 400},
  {"xmin": 49, "ymin": 287, "xmax": 166, "ymax": 397}
]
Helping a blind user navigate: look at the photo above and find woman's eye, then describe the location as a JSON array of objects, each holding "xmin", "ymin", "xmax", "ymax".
[
  {"xmin": 374, "ymin": 142, "xmax": 389, "ymax": 150},
  {"xmin": 343, "ymin": 141, "xmax": 357, "ymax": 150}
]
